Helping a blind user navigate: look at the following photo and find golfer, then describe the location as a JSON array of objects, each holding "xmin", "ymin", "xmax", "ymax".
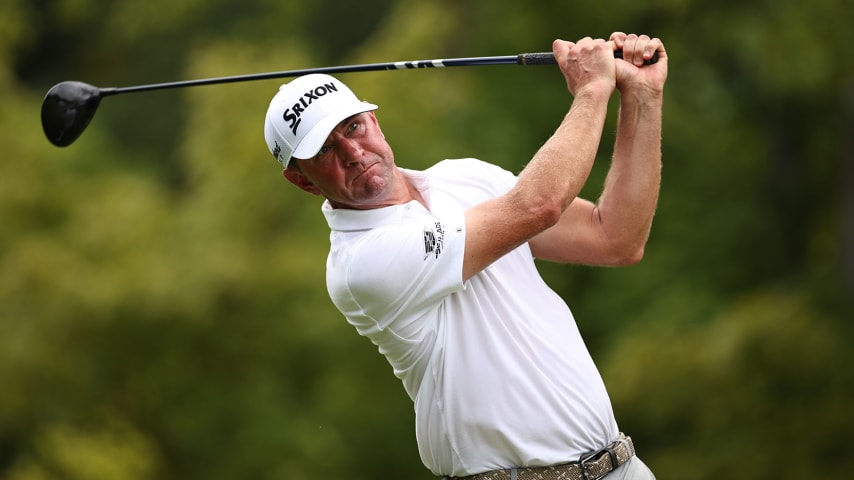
[{"xmin": 264, "ymin": 32, "xmax": 667, "ymax": 480}]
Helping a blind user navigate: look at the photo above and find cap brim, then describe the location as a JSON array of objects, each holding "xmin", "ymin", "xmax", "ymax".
[{"xmin": 292, "ymin": 102, "xmax": 379, "ymax": 160}]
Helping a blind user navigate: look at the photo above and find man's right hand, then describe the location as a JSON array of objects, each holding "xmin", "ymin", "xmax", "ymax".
[{"xmin": 552, "ymin": 37, "xmax": 617, "ymax": 99}]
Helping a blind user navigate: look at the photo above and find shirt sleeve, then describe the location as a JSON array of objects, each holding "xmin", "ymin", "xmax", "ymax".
[{"xmin": 327, "ymin": 206, "xmax": 467, "ymax": 336}]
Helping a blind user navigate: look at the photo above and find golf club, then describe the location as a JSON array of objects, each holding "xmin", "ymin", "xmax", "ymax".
[{"xmin": 41, "ymin": 50, "xmax": 658, "ymax": 147}]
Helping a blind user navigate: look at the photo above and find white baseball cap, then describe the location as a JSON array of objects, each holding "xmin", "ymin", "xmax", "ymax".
[{"xmin": 264, "ymin": 74, "xmax": 378, "ymax": 168}]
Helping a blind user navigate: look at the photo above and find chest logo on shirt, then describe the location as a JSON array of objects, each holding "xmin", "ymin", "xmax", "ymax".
[{"xmin": 423, "ymin": 222, "xmax": 445, "ymax": 260}]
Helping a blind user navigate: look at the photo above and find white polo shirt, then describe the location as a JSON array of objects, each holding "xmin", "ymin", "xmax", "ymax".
[{"xmin": 323, "ymin": 158, "xmax": 619, "ymax": 477}]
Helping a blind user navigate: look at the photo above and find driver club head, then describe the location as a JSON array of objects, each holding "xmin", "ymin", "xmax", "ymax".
[{"xmin": 41, "ymin": 81, "xmax": 104, "ymax": 147}]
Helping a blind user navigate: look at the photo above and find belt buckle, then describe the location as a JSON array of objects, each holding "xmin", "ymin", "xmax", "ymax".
[{"xmin": 578, "ymin": 445, "xmax": 618, "ymax": 480}]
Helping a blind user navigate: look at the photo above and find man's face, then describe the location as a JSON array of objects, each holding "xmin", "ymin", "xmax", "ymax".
[{"xmin": 285, "ymin": 111, "xmax": 397, "ymax": 210}]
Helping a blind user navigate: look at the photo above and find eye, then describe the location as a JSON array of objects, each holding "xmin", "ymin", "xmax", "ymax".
[{"xmin": 317, "ymin": 145, "xmax": 332, "ymax": 156}]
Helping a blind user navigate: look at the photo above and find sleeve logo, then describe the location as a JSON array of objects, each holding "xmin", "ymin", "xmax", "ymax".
[{"xmin": 423, "ymin": 222, "xmax": 445, "ymax": 260}]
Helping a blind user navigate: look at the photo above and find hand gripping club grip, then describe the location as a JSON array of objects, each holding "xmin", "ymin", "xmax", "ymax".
[{"xmin": 517, "ymin": 50, "xmax": 660, "ymax": 65}]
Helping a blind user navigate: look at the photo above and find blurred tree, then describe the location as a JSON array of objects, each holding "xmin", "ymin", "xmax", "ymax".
[
  {"xmin": 605, "ymin": 290, "xmax": 854, "ymax": 478},
  {"xmin": 1, "ymin": 0, "xmax": 852, "ymax": 479}
]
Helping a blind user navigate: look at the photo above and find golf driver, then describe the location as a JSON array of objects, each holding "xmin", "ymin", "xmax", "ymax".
[{"xmin": 41, "ymin": 50, "xmax": 657, "ymax": 147}]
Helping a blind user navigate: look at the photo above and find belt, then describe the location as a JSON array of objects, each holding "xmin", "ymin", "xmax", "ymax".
[{"xmin": 445, "ymin": 433, "xmax": 635, "ymax": 480}]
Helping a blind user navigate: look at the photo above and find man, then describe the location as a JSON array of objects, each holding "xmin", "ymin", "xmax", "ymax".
[{"xmin": 264, "ymin": 32, "xmax": 667, "ymax": 479}]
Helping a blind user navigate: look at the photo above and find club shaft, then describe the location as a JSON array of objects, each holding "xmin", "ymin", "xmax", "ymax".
[
  {"xmin": 102, "ymin": 50, "xmax": 657, "ymax": 96},
  {"xmin": 104, "ymin": 54, "xmax": 555, "ymax": 95}
]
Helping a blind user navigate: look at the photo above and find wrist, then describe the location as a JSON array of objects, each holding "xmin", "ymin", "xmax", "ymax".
[
  {"xmin": 574, "ymin": 80, "xmax": 615, "ymax": 102},
  {"xmin": 619, "ymin": 87, "xmax": 664, "ymax": 109}
]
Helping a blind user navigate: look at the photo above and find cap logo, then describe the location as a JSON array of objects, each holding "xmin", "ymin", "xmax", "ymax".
[{"xmin": 282, "ymin": 82, "xmax": 339, "ymax": 135}]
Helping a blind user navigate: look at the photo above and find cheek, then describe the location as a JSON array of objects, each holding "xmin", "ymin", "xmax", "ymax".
[
  {"xmin": 370, "ymin": 138, "xmax": 394, "ymax": 160},
  {"xmin": 307, "ymin": 164, "xmax": 346, "ymax": 190}
]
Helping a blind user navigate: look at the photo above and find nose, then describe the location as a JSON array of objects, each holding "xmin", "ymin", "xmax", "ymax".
[{"xmin": 338, "ymin": 138, "xmax": 364, "ymax": 165}]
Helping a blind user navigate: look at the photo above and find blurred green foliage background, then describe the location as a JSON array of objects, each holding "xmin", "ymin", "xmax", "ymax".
[{"xmin": 2, "ymin": 0, "xmax": 852, "ymax": 478}]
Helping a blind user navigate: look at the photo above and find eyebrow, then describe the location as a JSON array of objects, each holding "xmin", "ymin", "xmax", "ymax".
[
  {"xmin": 314, "ymin": 113, "xmax": 365, "ymax": 158},
  {"xmin": 334, "ymin": 112, "xmax": 363, "ymax": 131}
]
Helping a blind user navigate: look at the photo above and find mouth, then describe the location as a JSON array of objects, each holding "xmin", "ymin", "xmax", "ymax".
[{"xmin": 352, "ymin": 161, "xmax": 380, "ymax": 183}]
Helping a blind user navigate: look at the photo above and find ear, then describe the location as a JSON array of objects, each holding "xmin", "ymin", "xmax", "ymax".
[{"xmin": 283, "ymin": 167, "xmax": 323, "ymax": 196}]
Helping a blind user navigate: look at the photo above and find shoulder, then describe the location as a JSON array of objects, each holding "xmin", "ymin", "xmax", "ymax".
[
  {"xmin": 427, "ymin": 158, "xmax": 514, "ymax": 177},
  {"xmin": 426, "ymin": 158, "xmax": 517, "ymax": 193}
]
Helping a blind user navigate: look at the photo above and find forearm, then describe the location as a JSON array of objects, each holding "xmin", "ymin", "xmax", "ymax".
[
  {"xmin": 462, "ymin": 88, "xmax": 612, "ymax": 281},
  {"xmin": 461, "ymin": 37, "xmax": 622, "ymax": 280},
  {"xmin": 514, "ymin": 87, "xmax": 612, "ymax": 218},
  {"xmin": 594, "ymin": 92, "xmax": 663, "ymax": 257}
]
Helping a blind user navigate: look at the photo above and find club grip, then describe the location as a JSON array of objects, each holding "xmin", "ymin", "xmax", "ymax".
[
  {"xmin": 517, "ymin": 50, "xmax": 659, "ymax": 65},
  {"xmin": 517, "ymin": 52, "xmax": 558, "ymax": 65}
]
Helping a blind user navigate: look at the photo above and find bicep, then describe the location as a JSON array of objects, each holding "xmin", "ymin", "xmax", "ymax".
[
  {"xmin": 528, "ymin": 197, "xmax": 617, "ymax": 265},
  {"xmin": 462, "ymin": 192, "xmax": 629, "ymax": 277},
  {"xmin": 462, "ymin": 192, "xmax": 560, "ymax": 281}
]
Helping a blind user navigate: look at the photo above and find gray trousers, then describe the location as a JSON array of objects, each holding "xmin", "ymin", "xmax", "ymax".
[{"xmin": 609, "ymin": 456, "xmax": 656, "ymax": 480}]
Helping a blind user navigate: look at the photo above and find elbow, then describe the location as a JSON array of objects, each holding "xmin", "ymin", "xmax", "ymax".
[
  {"xmin": 529, "ymin": 197, "xmax": 566, "ymax": 233},
  {"xmin": 600, "ymin": 241, "xmax": 646, "ymax": 267},
  {"xmin": 614, "ymin": 245, "xmax": 645, "ymax": 266},
  {"xmin": 512, "ymin": 189, "xmax": 566, "ymax": 232},
  {"xmin": 592, "ymin": 210, "xmax": 652, "ymax": 266}
]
